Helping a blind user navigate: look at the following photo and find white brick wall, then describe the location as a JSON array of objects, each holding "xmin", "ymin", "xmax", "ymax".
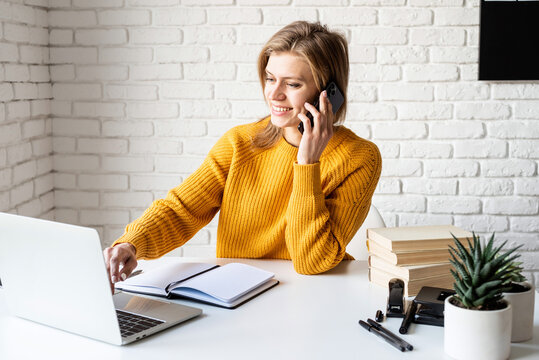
[
  {"xmin": 0, "ymin": 0, "xmax": 53, "ymax": 219},
  {"xmin": 0, "ymin": 1, "xmax": 537, "ymax": 286}
]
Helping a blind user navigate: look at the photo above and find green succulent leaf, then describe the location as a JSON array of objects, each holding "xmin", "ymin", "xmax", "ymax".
[
  {"xmin": 473, "ymin": 234, "xmax": 482, "ymax": 262},
  {"xmin": 489, "ymin": 240, "xmax": 509, "ymax": 261},
  {"xmin": 475, "ymin": 280, "xmax": 502, "ymax": 297},
  {"xmin": 472, "ymin": 288, "xmax": 503, "ymax": 309},
  {"xmin": 451, "ymin": 235, "xmax": 473, "ymax": 269},
  {"xmin": 472, "ymin": 259, "xmax": 481, "ymax": 287},
  {"xmin": 449, "ymin": 232, "xmax": 524, "ymax": 309},
  {"xmin": 450, "ymin": 268, "xmax": 459, "ymax": 281},
  {"xmin": 483, "ymin": 234, "xmax": 495, "ymax": 259},
  {"xmin": 490, "ymin": 252, "xmax": 522, "ymax": 276},
  {"xmin": 452, "ymin": 259, "xmax": 471, "ymax": 285},
  {"xmin": 479, "ymin": 262, "xmax": 492, "ymax": 279}
]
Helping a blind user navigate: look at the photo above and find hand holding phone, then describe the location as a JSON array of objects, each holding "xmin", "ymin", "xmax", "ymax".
[{"xmin": 298, "ymin": 81, "xmax": 344, "ymax": 134}]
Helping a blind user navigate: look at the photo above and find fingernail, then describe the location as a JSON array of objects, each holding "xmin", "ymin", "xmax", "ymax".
[
  {"xmin": 121, "ymin": 273, "xmax": 127, "ymax": 281},
  {"xmin": 323, "ymin": 90, "xmax": 327, "ymax": 97}
]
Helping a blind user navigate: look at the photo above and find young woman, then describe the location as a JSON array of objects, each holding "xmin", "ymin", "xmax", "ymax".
[{"xmin": 104, "ymin": 21, "xmax": 382, "ymax": 284}]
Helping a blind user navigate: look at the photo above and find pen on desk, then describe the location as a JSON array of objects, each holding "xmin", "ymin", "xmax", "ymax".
[
  {"xmin": 367, "ymin": 318, "xmax": 413, "ymax": 351},
  {"xmin": 127, "ymin": 270, "xmax": 143, "ymax": 279},
  {"xmin": 399, "ymin": 300, "xmax": 417, "ymax": 334},
  {"xmin": 359, "ymin": 320, "xmax": 405, "ymax": 352}
]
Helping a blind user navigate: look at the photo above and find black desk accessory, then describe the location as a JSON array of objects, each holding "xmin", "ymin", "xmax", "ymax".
[
  {"xmin": 386, "ymin": 278, "xmax": 405, "ymax": 318},
  {"xmin": 413, "ymin": 286, "xmax": 454, "ymax": 314},
  {"xmin": 367, "ymin": 319, "xmax": 414, "ymax": 351},
  {"xmin": 399, "ymin": 286, "xmax": 456, "ymax": 333},
  {"xmin": 414, "ymin": 305, "xmax": 445, "ymax": 327},
  {"xmin": 358, "ymin": 320, "xmax": 405, "ymax": 352},
  {"xmin": 375, "ymin": 309, "xmax": 384, "ymax": 323},
  {"xmin": 412, "ymin": 286, "xmax": 455, "ymax": 327}
]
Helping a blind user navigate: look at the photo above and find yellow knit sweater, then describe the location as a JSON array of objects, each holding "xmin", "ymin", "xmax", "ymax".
[{"xmin": 113, "ymin": 118, "xmax": 382, "ymax": 275}]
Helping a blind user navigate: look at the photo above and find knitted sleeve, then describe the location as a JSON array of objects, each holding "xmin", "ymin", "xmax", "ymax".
[
  {"xmin": 284, "ymin": 142, "xmax": 382, "ymax": 275},
  {"xmin": 112, "ymin": 132, "xmax": 234, "ymax": 259}
]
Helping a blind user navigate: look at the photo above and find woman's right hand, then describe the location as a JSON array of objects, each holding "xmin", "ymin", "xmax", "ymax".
[{"xmin": 103, "ymin": 243, "xmax": 138, "ymax": 293}]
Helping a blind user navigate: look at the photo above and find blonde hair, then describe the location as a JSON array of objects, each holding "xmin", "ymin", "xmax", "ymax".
[{"xmin": 252, "ymin": 21, "xmax": 349, "ymax": 149}]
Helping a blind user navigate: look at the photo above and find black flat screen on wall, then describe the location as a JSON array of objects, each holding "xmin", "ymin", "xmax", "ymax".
[{"xmin": 479, "ymin": 0, "xmax": 539, "ymax": 80}]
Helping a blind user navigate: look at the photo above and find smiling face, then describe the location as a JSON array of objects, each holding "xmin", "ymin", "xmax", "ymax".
[{"xmin": 263, "ymin": 52, "xmax": 319, "ymax": 130}]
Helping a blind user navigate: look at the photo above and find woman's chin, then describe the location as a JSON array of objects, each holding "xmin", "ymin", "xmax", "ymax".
[{"xmin": 270, "ymin": 114, "xmax": 298, "ymax": 129}]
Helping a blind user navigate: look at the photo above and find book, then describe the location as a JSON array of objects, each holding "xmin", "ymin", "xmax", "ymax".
[
  {"xmin": 366, "ymin": 225, "xmax": 473, "ymax": 252},
  {"xmin": 115, "ymin": 262, "xmax": 279, "ymax": 309},
  {"xmin": 368, "ymin": 267, "xmax": 454, "ymax": 297},
  {"xmin": 366, "ymin": 239, "xmax": 453, "ymax": 266},
  {"xmin": 368, "ymin": 255, "xmax": 452, "ymax": 280}
]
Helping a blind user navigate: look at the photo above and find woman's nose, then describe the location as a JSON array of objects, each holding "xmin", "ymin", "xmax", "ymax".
[{"xmin": 268, "ymin": 84, "xmax": 285, "ymax": 101}]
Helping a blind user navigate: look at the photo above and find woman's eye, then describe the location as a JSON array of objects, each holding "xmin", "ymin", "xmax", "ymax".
[
  {"xmin": 265, "ymin": 77, "xmax": 274, "ymax": 82},
  {"xmin": 288, "ymin": 83, "xmax": 300, "ymax": 88}
]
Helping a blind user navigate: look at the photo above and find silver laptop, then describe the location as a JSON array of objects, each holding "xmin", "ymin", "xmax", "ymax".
[{"xmin": 0, "ymin": 212, "xmax": 202, "ymax": 345}]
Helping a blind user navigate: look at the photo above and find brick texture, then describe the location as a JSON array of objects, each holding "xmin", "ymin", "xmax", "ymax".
[
  {"xmin": 0, "ymin": 1, "xmax": 537, "ymax": 285},
  {"xmin": 0, "ymin": 0, "xmax": 53, "ymax": 219}
]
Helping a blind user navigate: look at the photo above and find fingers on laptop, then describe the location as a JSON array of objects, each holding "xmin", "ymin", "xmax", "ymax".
[
  {"xmin": 104, "ymin": 243, "xmax": 137, "ymax": 284},
  {"xmin": 120, "ymin": 256, "xmax": 138, "ymax": 281},
  {"xmin": 103, "ymin": 247, "xmax": 116, "ymax": 292}
]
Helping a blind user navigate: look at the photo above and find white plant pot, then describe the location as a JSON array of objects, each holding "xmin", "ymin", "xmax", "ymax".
[
  {"xmin": 503, "ymin": 282, "xmax": 535, "ymax": 342},
  {"xmin": 444, "ymin": 296, "xmax": 512, "ymax": 360}
]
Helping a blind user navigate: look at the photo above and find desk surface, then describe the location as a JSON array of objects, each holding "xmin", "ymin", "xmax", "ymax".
[{"xmin": 1, "ymin": 258, "xmax": 538, "ymax": 360}]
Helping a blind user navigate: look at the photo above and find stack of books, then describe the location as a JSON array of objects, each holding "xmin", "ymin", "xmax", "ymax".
[{"xmin": 366, "ymin": 225, "xmax": 473, "ymax": 297}]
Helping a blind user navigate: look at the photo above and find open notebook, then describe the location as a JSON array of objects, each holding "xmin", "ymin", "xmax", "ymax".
[{"xmin": 115, "ymin": 262, "xmax": 279, "ymax": 309}]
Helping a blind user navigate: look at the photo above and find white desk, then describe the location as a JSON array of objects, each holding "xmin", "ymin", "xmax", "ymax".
[{"xmin": 1, "ymin": 258, "xmax": 538, "ymax": 360}]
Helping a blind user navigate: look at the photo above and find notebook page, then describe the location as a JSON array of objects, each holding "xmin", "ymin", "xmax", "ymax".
[
  {"xmin": 171, "ymin": 279, "xmax": 279, "ymax": 308},
  {"xmin": 117, "ymin": 262, "xmax": 215, "ymax": 294},
  {"xmin": 171, "ymin": 263, "xmax": 274, "ymax": 303}
]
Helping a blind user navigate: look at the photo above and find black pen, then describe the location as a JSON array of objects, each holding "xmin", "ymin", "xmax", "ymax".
[
  {"xmin": 367, "ymin": 318, "xmax": 413, "ymax": 351},
  {"xmin": 359, "ymin": 320, "xmax": 405, "ymax": 352},
  {"xmin": 399, "ymin": 300, "xmax": 417, "ymax": 334},
  {"xmin": 127, "ymin": 269, "xmax": 143, "ymax": 279}
]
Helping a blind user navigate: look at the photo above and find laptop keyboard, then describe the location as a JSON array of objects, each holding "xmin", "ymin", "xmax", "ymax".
[{"xmin": 116, "ymin": 309, "xmax": 165, "ymax": 338}]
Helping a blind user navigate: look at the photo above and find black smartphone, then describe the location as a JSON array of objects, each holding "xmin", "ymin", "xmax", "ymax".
[{"xmin": 298, "ymin": 81, "xmax": 344, "ymax": 134}]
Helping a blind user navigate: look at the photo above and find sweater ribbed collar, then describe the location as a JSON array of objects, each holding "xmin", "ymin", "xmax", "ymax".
[{"xmin": 276, "ymin": 125, "xmax": 346, "ymax": 160}]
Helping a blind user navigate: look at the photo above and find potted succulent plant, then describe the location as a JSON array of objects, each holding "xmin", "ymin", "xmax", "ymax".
[
  {"xmin": 502, "ymin": 259, "xmax": 535, "ymax": 342},
  {"xmin": 444, "ymin": 233, "xmax": 522, "ymax": 360}
]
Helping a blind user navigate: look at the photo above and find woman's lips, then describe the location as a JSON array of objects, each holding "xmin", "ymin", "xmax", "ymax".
[{"xmin": 271, "ymin": 104, "xmax": 292, "ymax": 116}]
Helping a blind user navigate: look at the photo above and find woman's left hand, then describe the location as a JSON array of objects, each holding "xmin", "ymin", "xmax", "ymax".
[{"xmin": 297, "ymin": 90, "xmax": 334, "ymax": 165}]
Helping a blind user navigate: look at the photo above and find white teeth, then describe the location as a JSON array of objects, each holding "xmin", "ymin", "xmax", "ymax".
[{"xmin": 272, "ymin": 105, "xmax": 292, "ymax": 112}]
